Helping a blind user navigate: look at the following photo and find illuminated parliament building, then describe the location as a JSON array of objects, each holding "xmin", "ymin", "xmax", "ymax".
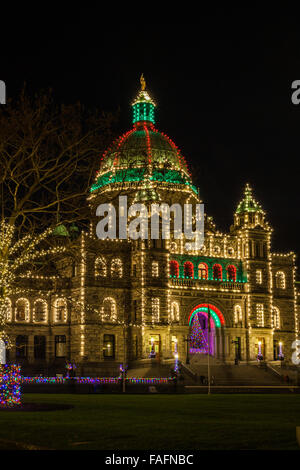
[{"xmin": 6, "ymin": 80, "xmax": 299, "ymax": 375}]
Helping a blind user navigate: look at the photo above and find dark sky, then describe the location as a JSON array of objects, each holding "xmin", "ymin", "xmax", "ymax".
[{"xmin": 1, "ymin": 11, "xmax": 300, "ymax": 265}]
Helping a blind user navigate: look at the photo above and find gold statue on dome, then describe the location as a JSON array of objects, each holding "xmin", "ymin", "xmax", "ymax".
[{"xmin": 140, "ymin": 74, "xmax": 146, "ymax": 91}]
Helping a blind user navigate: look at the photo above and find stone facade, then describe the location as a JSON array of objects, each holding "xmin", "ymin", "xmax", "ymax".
[{"xmin": 5, "ymin": 84, "xmax": 299, "ymax": 375}]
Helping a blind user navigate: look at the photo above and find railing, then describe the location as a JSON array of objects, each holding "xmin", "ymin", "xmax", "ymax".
[
  {"xmin": 180, "ymin": 363, "xmax": 198, "ymax": 382},
  {"xmin": 265, "ymin": 363, "xmax": 284, "ymax": 382},
  {"xmin": 170, "ymin": 278, "xmax": 245, "ymax": 291}
]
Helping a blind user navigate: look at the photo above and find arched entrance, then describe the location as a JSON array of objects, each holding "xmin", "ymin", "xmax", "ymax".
[{"xmin": 188, "ymin": 304, "xmax": 225, "ymax": 358}]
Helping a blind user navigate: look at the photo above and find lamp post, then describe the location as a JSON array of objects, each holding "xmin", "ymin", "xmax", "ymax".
[
  {"xmin": 174, "ymin": 338, "xmax": 179, "ymax": 373},
  {"xmin": 184, "ymin": 334, "xmax": 190, "ymax": 364},
  {"xmin": 207, "ymin": 303, "xmax": 211, "ymax": 395},
  {"xmin": 122, "ymin": 324, "xmax": 127, "ymax": 393},
  {"xmin": 231, "ymin": 339, "xmax": 239, "ymax": 365}
]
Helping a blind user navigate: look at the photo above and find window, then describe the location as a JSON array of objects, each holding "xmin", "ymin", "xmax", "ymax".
[
  {"xmin": 33, "ymin": 299, "xmax": 48, "ymax": 322},
  {"xmin": 213, "ymin": 246, "xmax": 221, "ymax": 255},
  {"xmin": 171, "ymin": 336, "xmax": 178, "ymax": 354},
  {"xmin": 213, "ymin": 264, "xmax": 222, "ymax": 281},
  {"xmin": 170, "ymin": 302, "xmax": 179, "ymax": 322},
  {"xmin": 111, "ymin": 258, "xmax": 123, "ymax": 278},
  {"xmin": 16, "ymin": 335, "xmax": 28, "ymax": 358},
  {"xmin": 152, "ymin": 298, "xmax": 160, "ymax": 323},
  {"xmin": 34, "ymin": 336, "xmax": 46, "ymax": 359},
  {"xmin": 103, "ymin": 334, "xmax": 115, "ymax": 359},
  {"xmin": 234, "ymin": 305, "xmax": 243, "ymax": 325},
  {"xmin": 55, "ymin": 298, "xmax": 67, "ymax": 323},
  {"xmin": 227, "ymin": 247, "xmax": 234, "ymax": 257},
  {"xmin": 152, "ymin": 261, "xmax": 159, "ymax": 277},
  {"xmin": 198, "ymin": 263, "xmax": 208, "ymax": 280},
  {"xmin": 169, "ymin": 260, "xmax": 179, "ymax": 278},
  {"xmin": 262, "ymin": 244, "xmax": 267, "ymax": 258},
  {"xmin": 256, "ymin": 270, "xmax": 262, "ymax": 284},
  {"xmin": 132, "ymin": 263, "xmax": 137, "ymax": 277},
  {"xmin": 184, "ymin": 261, "xmax": 194, "ymax": 279},
  {"xmin": 72, "ymin": 261, "xmax": 77, "ymax": 277},
  {"xmin": 272, "ymin": 307, "xmax": 280, "ymax": 330},
  {"xmin": 255, "ymin": 243, "xmax": 260, "ymax": 258},
  {"xmin": 101, "ymin": 297, "xmax": 117, "ymax": 322},
  {"xmin": 227, "ymin": 265, "xmax": 236, "ymax": 282},
  {"xmin": 55, "ymin": 335, "xmax": 66, "ymax": 358},
  {"xmin": 256, "ymin": 304, "xmax": 264, "ymax": 327},
  {"xmin": 15, "ymin": 298, "xmax": 30, "ymax": 322},
  {"xmin": 95, "ymin": 257, "xmax": 107, "ymax": 277},
  {"xmin": 275, "ymin": 271, "xmax": 286, "ymax": 289},
  {"xmin": 133, "ymin": 300, "xmax": 138, "ymax": 322}
]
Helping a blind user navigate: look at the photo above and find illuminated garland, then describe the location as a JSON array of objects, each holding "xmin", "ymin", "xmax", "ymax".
[
  {"xmin": 90, "ymin": 168, "xmax": 197, "ymax": 194},
  {"xmin": 21, "ymin": 376, "xmax": 173, "ymax": 384}
]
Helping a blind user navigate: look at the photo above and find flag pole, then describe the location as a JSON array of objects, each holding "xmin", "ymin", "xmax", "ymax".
[{"xmin": 207, "ymin": 303, "xmax": 211, "ymax": 395}]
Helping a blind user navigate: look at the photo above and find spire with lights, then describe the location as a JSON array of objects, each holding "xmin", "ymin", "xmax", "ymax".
[
  {"xmin": 132, "ymin": 74, "xmax": 156, "ymax": 125},
  {"xmin": 234, "ymin": 184, "xmax": 270, "ymax": 230},
  {"xmin": 236, "ymin": 184, "xmax": 264, "ymax": 215}
]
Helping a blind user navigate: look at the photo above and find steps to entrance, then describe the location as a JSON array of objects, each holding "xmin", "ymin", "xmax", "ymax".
[{"xmin": 184, "ymin": 362, "xmax": 285, "ymax": 386}]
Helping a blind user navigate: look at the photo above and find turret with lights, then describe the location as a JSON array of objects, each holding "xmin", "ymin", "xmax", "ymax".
[{"xmin": 234, "ymin": 184, "xmax": 270, "ymax": 231}]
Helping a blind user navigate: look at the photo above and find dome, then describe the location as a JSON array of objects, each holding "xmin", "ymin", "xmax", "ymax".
[
  {"xmin": 99, "ymin": 123, "xmax": 190, "ymax": 175},
  {"xmin": 91, "ymin": 78, "xmax": 197, "ymax": 195}
]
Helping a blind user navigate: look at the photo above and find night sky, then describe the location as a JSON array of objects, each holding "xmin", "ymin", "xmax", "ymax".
[{"xmin": 2, "ymin": 12, "xmax": 300, "ymax": 266}]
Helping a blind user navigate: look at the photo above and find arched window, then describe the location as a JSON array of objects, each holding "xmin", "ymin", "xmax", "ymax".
[
  {"xmin": 170, "ymin": 302, "xmax": 180, "ymax": 322},
  {"xmin": 275, "ymin": 271, "xmax": 286, "ymax": 289},
  {"xmin": 234, "ymin": 305, "xmax": 243, "ymax": 325},
  {"xmin": 272, "ymin": 307, "xmax": 280, "ymax": 330},
  {"xmin": 33, "ymin": 299, "xmax": 48, "ymax": 323},
  {"xmin": 169, "ymin": 260, "xmax": 179, "ymax": 278},
  {"xmin": 111, "ymin": 258, "xmax": 123, "ymax": 278},
  {"xmin": 184, "ymin": 261, "xmax": 194, "ymax": 279},
  {"xmin": 4, "ymin": 298, "xmax": 12, "ymax": 322},
  {"xmin": 95, "ymin": 257, "xmax": 107, "ymax": 278},
  {"xmin": 198, "ymin": 263, "xmax": 208, "ymax": 280},
  {"xmin": 213, "ymin": 264, "xmax": 222, "ymax": 281},
  {"xmin": 152, "ymin": 261, "xmax": 159, "ymax": 277},
  {"xmin": 256, "ymin": 303, "xmax": 264, "ymax": 327},
  {"xmin": 15, "ymin": 298, "xmax": 30, "ymax": 322},
  {"xmin": 101, "ymin": 297, "xmax": 117, "ymax": 322},
  {"xmin": 227, "ymin": 265, "xmax": 237, "ymax": 282},
  {"xmin": 152, "ymin": 298, "xmax": 160, "ymax": 323},
  {"xmin": 54, "ymin": 298, "xmax": 67, "ymax": 323}
]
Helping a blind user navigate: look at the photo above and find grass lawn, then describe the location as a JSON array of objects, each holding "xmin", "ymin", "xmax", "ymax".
[{"xmin": 0, "ymin": 393, "xmax": 299, "ymax": 450}]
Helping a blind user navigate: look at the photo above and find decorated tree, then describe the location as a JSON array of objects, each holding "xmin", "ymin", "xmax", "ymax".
[{"xmin": 189, "ymin": 314, "xmax": 208, "ymax": 353}]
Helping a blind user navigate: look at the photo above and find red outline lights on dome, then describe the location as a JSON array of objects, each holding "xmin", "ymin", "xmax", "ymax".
[{"xmin": 143, "ymin": 123, "xmax": 152, "ymax": 167}]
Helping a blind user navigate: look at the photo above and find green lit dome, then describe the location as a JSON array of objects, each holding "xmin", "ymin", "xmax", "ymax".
[{"xmin": 91, "ymin": 79, "xmax": 197, "ymax": 194}]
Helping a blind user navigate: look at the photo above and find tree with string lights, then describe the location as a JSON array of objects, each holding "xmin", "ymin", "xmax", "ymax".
[{"xmin": 0, "ymin": 87, "xmax": 115, "ymax": 347}]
